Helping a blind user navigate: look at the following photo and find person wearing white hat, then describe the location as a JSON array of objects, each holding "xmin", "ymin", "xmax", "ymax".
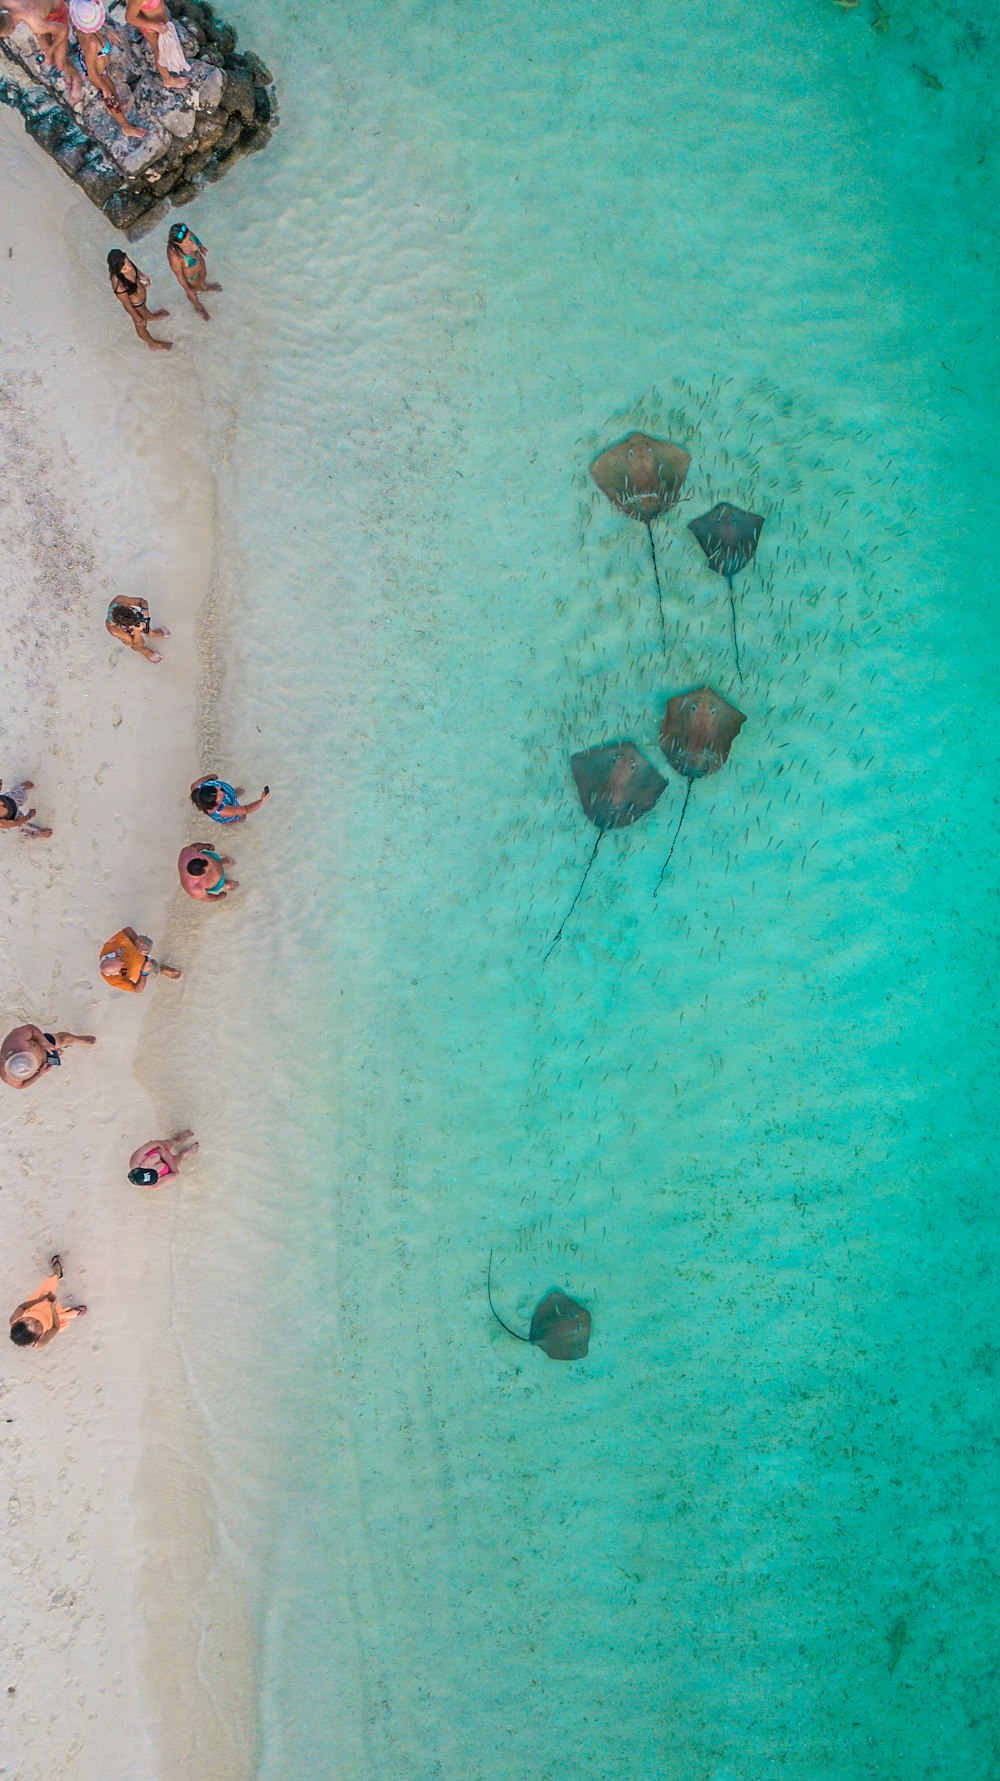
[
  {"xmin": 9, "ymin": 1257, "xmax": 87, "ymax": 1349},
  {"xmin": 69, "ymin": 0, "xmax": 143, "ymax": 137},
  {"xmin": 0, "ymin": 1023, "xmax": 97, "ymax": 1090}
]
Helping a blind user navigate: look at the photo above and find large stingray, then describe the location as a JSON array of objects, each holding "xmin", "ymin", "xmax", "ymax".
[
  {"xmin": 655, "ymin": 686, "xmax": 746, "ymax": 893},
  {"xmin": 487, "ymin": 1252, "xmax": 591, "ymax": 1360},
  {"xmin": 591, "ymin": 433, "xmax": 691, "ymax": 649},
  {"xmin": 688, "ymin": 502, "xmax": 764, "ymax": 683},
  {"xmin": 546, "ymin": 740, "xmax": 667, "ymax": 958}
]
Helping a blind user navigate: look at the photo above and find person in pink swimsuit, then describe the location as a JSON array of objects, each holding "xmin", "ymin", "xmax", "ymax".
[{"xmin": 128, "ymin": 1130, "xmax": 199, "ymax": 1187}]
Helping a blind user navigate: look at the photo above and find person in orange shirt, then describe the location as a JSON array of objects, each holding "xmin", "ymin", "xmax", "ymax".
[
  {"xmin": 105, "ymin": 594, "xmax": 170, "ymax": 661},
  {"xmin": 9, "ymin": 1256, "xmax": 86, "ymax": 1349},
  {"xmin": 0, "ymin": 1024, "xmax": 95, "ymax": 1089},
  {"xmin": 99, "ymin": 927, "xmax": 182, "ymax": 992}
]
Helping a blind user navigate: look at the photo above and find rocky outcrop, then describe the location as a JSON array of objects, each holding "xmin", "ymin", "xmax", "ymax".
[{"xmin": 0, "ymin": 0, "xmax": 276, "ymax": 237}]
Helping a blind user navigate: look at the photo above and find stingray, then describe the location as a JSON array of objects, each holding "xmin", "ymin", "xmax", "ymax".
[
  {"xmin": 687, "ymin": 502, "xmax": 764, "ymax": 682},
  {"xmin": 591, "ymin": 433, "xmax": 691, "ymax": 649},
  {"xmin": 546, "ymin": 740, "xmax": 667, "ymax": 958},
  {"xmin": 655, "ymin": 686, "xmax": 746, "ymax": 893},
  {"xmin": 487, "ymin": 1252, "xmax": 591, "ymax": 1360}
]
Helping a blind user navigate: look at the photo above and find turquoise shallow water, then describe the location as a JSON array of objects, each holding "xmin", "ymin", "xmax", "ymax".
[{"xmin": 159, "ymin": 1, "xmax": 1000, "ymax": 1774}]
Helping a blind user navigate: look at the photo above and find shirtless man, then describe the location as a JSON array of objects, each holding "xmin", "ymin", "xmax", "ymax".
[
  {"xmin": 69, "ymin": 0, "xmax": 143, "ymax": 137},
  {"xmin": 9, "ymin": 1257, "xmax": 86, "ymax": 1348},
  {"xmin": 124, "ymin": 0, "xmax": 188, "ymax": 88},
  {"xmin": 166, "ymin": 223, "xmax": 221, "ymax": 321},
  {"xmin": 128, "ymin": 1130, "xmax": 199, "ymax": 1186},
  {"xmin": 0, "ymin": 1024, "xmax": 96, "ymax": 1090},
  {"xmin": 0, "ymin": 0, "xmax": 83, "ymax": 101},
  {"xmin": 107, "ymin": 250, "xmax": 172, "ymax": 352},
  {"xmin": 178, "ymin": 844, "xmax": 238, "ymax": 901}
]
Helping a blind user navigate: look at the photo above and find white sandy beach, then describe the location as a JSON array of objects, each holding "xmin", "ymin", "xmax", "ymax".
[{"xmin": 0, "ymin": 109, "xmax": 250, "ymax": 1780}]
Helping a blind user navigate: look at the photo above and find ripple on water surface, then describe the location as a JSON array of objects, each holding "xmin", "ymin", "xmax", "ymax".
[{"xmin": 159, "ymin": 0, "xmax": 1000, "ymax": 1775}]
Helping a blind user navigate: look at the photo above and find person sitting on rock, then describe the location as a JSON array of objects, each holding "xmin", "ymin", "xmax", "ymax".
[
  {"xmin": 9, "ymin": 1256, "xmax": 86, "ymax": 1349},
  {"xmin": 128, "ymin": 1130, "xmax": 199, "ymax": 1186},
  {"xmin": 105, "ymin": 594, "xmax": 170, "ymax": 662},
  {"xmin": 167, "ymin": 223, "xmax": 222, "ymax": 321},
  {"xmin": 107, "ymin": 249, "xmax": 172, "ymax": 352},
  {"xmin": 0, "ymin": 0, "xmax": 83, "ymax": 101},
  {"xmin": 124, "ymin": 0, "xmax": 188, "ymax": 89},
  {"xmin": 69, "ymin": 0, "xmax": 144, "ymax": 138},
  {"xmin": 99, "ymin": 926, "xmax": 182, "ymax": 992},
  {"xmin": 0, "ymin": 778, "xmax": 52, "ymax": 839}
]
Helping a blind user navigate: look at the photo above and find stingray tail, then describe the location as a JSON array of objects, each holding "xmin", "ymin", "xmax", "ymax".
[
  {"xmin": 654, "ymin": 780, "xmax": 692, "ymax": 896},
  {"xmin": 646, "ymin": 521, "xmax": 666, "ymax": 653},
  {"xmin": 544, "ymin": 830, "xmax": 603, "ymax": 961},
  {"xmin": 487, "ymin": 1250, "xmax": 530, "ymax": 1343},
  {"xmin": 726, "ymin": 575, "xmax": 743, "ymax": 683}
]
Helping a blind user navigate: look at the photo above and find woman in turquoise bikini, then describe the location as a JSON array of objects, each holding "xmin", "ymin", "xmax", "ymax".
[
  {"xmin": 166, "ymin": 222, "xmax": 221, "ymax": 321},
  {"xmin": 178, "ymin": 844, "xmax": 237, "ymax": 901},
  {"xmin": 69, "ymin": 0, "xmax": 144, "ymax": 137},
  {"xmin": 190, "ymin": 776, "xmax": 269, "ymax": 825}
]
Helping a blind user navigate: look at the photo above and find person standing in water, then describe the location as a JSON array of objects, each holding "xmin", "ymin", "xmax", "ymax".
[
  {"xmin": 190, "ymin": 776, "xmax": 269, "ymax": 825},
  {"xmin": 70, "ymin": 0, "xmax": 144, "ymax": 137},
  {"xmin": 166, "ymin": 223, "xmax": 221, "ymax": 321},
  {"xmin": 107, "ymin": 249, "xmax": 172, "ymax": 351},
  {"xmin": 128, "ymin": 1130, "xmax": 199, "ymax": 1186},
  {"xmin": 99, "ymin": 927, "xmax": 182, "ymax": 992},
  {"xmin": 0, "ymin": 1025, "xmax": 96, "ymax": 1090},
  {"xmin": 105, "ymin": 595, "xmax": 170, "ymax": 664},
  {"xmin": 9, "ymin": 1257, "xmax": 86, "ymax": 1348},
  {"xmin": 0, "ymin": 779, "xmax": 52, "ymax": 838},
  {"xmin": 178, "ymin": 844, "xmax": 237, "ymax": 900},
  {"xmin": 0, "ymin": 0, "xmax": 82, "ymax": 100}
]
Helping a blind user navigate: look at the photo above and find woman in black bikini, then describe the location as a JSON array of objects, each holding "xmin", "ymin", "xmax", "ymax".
[
  {"xmin": 107, "ymin": 249, "xmax": 172, "ymax": 352},
  {"xmin": 0, "ymin": 1024, "xmax": 96, "ymax": 1090}
]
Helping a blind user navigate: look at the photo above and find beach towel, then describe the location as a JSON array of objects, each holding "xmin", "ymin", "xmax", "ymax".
[{"xmin": 157, "ymin": 18, "xmax": 189, "ymax": 72}]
